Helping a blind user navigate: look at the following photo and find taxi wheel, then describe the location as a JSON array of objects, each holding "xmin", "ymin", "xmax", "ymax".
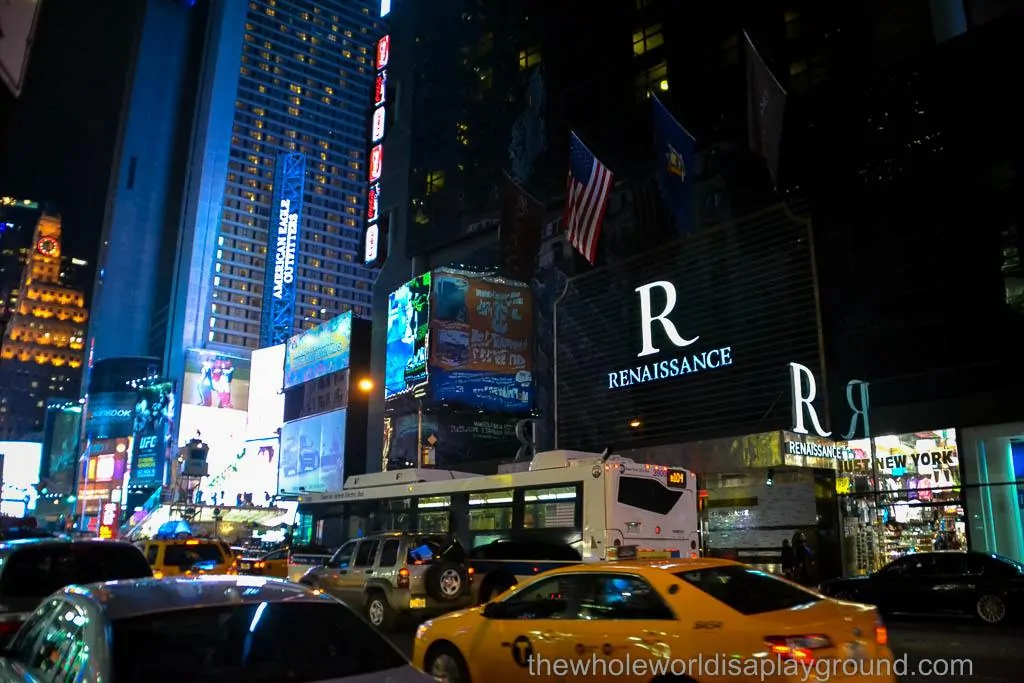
[
  {"xmin": 976, "ymin": 594, "xmax": 1007, "ymax": 625},
  {"xmin": 425, "ymin": 643, "xmax": 470, "ymax": 683},
  {"xmin": 365, "ymin": 592, "xmax": 395, "ymax": 631}
]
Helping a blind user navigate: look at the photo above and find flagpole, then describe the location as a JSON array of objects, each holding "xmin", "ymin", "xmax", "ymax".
[{"xmin": 551, "ymin": 268, "xmax": 568, "ymax": 449}]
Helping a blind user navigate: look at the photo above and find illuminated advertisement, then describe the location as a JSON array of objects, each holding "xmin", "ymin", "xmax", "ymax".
[
  {"xmin": 279, "ymin": 409, "xmax": 346, "ymax": 494},
  {"xmin": 130, "ymin": 381, "xmax": 175, "ymax": 487},
  {"xmin": 46, "ymin": 406, "xmax": 81, "ymax": 493},
  {"xmin": 364, "ymin": 33, "xmax": 390, "ymax": 266},
  {"xmin": 429, "ymin": 269, "xmax": 534, "ymax": 412},
  {"xmin": 260, "ymin": 152, "xmax": 307, "ymax": 346},
  {"xmin": 84, "ymin": 392, "xmax": 136, "ymax": 440},
  {"xmin": 182, "ymin": 349, "xmax": 250, "ymax": 411},
  {"xmin": 194, "ymin": 434, "xmax": 278, "ymax": 509},
  {"xmin": 283, "ymin": 311, "xmax": 352, "ymax": 389},
  {"xmin": 385, "ymin": 272, "xmax": 431, "ymax": 398},
  {"xmin": 178, "ymin": 404, "xmax": 249, "ymax": 505},
  {"xmin": 247, "ymin": 344, "xmax": 286, "ymax": 441},
  {"xmin": 0, "ymin": 441, "xmax": 42, "ymax": 517},
  {"xmin": 383, "ymin": 413, "xmax": 522, "ymax": 471},
  {"xmin": 99, "ymin": 502, "xmax": 120, "ymax": 539},
  {"xmin": 77, "ymin": 438, "xmax": 129, "ymax": 519}
]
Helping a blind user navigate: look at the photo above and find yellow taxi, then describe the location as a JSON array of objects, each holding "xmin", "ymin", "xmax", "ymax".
[
  {"xmin": 237, "ymin": 546, "xmax": 290, "ymax": 578},
  {"xmin": 140, "ymin": 537, "xmax": 237, "ymax": 578},
  {"xmin": 413, "ymin": 558, "xmax": 895, "ymax": 683}
]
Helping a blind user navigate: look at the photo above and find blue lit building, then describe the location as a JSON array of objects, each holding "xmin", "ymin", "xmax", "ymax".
[{"xmin": 88, "ymin": 0, "xmax": 382, "ymax": 393}]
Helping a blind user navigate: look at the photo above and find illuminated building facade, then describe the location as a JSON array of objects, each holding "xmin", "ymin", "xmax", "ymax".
[{"xmin": 0, "ymin": 213, "xmax": 88, "ymax": 439}]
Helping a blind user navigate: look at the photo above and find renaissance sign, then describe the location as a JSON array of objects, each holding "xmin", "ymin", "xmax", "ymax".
[
  {"xmin": 272, "ymin": 198, "xmax": 298, "ymax": 299},
  {"xmin": 607, "ymin": 280, "xmax": 733, "ymax": 390},
  {"xmin": 788, "ymin": 361, "xmax": 871, "ymax": 440}
]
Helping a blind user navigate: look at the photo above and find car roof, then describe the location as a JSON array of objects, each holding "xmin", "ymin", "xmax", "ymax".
[
  {"xmin": 61, "ymin": 576, "xmax": 334, "ymax": 621},
  {"xmin": 0, "ymin": 538, "xmax": 138, "ymax": 556},
  {"xmin": 541, "ymin": 557, "xmax": 742, "ymax": 575}
]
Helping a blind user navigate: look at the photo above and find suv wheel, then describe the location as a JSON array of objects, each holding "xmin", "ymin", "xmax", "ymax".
[
  {"xmin": 365, "ymin": 591, "xmax": 395, "ymax": 631},
  {"xmin": 425, "ymin": 562, "xmax": 468, "ymax": 602}
]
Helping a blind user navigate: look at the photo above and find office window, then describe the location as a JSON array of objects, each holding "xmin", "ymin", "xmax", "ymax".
[
  {"xmin": 518, "ymin": 46, "xmax": 541, "ymax": 70},
  {"xmin": 426, "ymin": 171, "xmax": 445, "ymax": 195},
  {"xmin": 633, "ymin": 24, "xmax": 664, "ymax": 56}
]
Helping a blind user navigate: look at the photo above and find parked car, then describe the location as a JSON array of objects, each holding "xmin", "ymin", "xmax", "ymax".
[
  {"xmin": 238, "ymin": 546, "xmax": 289, "ymax": 578},
  {"xmin": 287, "ymin": 543, "xmax": 334, "ymax": 582},
  {"xmin": 818, "ymin": 550, "xmax": 1024, "ymax": 625},
  {"xmin": 300, "ymin": 532, "xmax": 472, "ymax": 630},
  {"xmin": 0, "ymin": 538, "xmax": 152, "ymax": 645},
  {"xmin": 0, "ymin": 576, "xmax": 432, "ymax": 682}
]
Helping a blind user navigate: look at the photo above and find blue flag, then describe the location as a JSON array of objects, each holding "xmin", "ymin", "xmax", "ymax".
[{"xmin": 652, "ymin": 95, "xmax": 696, "ymax": 236}]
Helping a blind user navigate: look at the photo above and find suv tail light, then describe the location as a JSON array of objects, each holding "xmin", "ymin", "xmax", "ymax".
[
  {"xmin": 467, "ymin": 566, "xmax": 474, "ymax": 584},
  {"xmin": 764, "ymin": 635, "xmax": 832, "ymax": 661},
  {"xmin": 397, "ymin": 567, "xmax": 410, "ymax": 588}
]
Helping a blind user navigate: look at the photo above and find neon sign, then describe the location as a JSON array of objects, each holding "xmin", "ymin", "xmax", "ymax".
[{"xmin": 364, "ymin": 34, "xmax": 390, "ymax": 266}]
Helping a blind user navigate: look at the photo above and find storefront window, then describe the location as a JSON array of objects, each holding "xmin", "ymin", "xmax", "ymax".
[
  {"xmin": 836, "ymin": 429, "xmax": 963, "ymax": 576},
  {"xmin": 960, "ymin": 424, "xmax": 1024, "ymax": 564}
]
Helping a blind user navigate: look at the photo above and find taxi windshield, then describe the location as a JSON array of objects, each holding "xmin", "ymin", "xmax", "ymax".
[{"xmin": 676, "ymin": 565, "xmax": 821, "ymax": 615}]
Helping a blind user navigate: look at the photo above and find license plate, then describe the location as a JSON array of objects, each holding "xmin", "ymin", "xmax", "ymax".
[
  {"xmin": 409, "ymin": 598, "xmax": 427, "ymax": 609},
  {"xmin": 239, "ymin": 563, "xmax": 252, "ymax": 570}
]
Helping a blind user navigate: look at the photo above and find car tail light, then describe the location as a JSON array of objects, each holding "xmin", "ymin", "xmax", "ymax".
[
  {"xmin": 875, "ymin": 615, "xmax": 888, "ymax": 646},
  {"xmin": 254, "ymin": 561, "xmax": 265, "ymax": 569},
  {"xmin": 765, "ymin": 635, "xmax": 832, "ymax": 661},
  {"xmin": 397, "ymin": 567, "xmax": 410, "ymax": 588}
]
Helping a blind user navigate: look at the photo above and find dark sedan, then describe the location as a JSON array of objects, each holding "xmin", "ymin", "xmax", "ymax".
[{"xmin": 818, "ymin": 550, "xmax": 1024, "ymax": 625}]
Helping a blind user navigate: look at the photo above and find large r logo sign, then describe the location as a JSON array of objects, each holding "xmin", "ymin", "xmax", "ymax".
[{"xmin": 635, "ymin": 281, "xmax": 699, "ymax": 358}]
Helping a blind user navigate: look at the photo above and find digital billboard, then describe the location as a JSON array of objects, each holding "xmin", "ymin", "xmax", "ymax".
[
  {"xmin": 182, "ymin": 349, "xmax": 250, "ymax": 411},
  {"xmin": 46, "ymin": 406, "xmax": 81, "ymax": 493},
  {"xmin": 279, "ymin": 409, "xmax": 346, "ymax": 494},
  {"xmin": 429, "ymin": 268, "xmax": 534, "ymax": 412},
  {"xmin": 196, "ymin": 435, "xmax": 279, "ymax": 508},
  {"xmin": 0, "ymin": 441, "xmax": 41, "ymax": 516},
  {"xmin": 364, "ymin": 33, "xmax": 390, "ymax": 266},
  {"xmin": 261, "ymin": 152, "xmax": 307, "ymax": 347},
  {"xmin": 284, "ymin": 311, "xmax": 352, "ymax": 389},
  {"xmin": 178, "ymin": 404, "xmax": 248, "ymax": 505},
  {"xmin": 385, "ymin": 272, "xmax": 431, "ymax": 398},
  {"xmin": 84, "ymin": 392, "xmax": 136, "ymax": 440},
  {"xmin": 383, "ymin": 413, "xmax": 521, "ymax": 471},
  {"xmin": 130, "ymin": 381, "xmax": 175, "ymax": 487},
  {"xmin": 247, "ymin": 344, "xmax": 285, "ymax": 441},
  {"xmin": 77, "ymin": 438, "xmax": 130, "ymax": 520}
]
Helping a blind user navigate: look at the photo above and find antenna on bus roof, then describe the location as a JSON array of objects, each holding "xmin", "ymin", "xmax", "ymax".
[{"xmin": 600, "ymin": 446, "xmax": 614, "ymax": 462}]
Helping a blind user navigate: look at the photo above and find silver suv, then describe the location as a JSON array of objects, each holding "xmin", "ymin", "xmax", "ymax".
[{"xmin": 299, "ymin": 532, "xmax": 472, "ymax": 631}]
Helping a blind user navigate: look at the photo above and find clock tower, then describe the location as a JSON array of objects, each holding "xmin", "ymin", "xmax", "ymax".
[{"xmin": 0, "ymin": 213, "xmax": 88, "ymax": 439}]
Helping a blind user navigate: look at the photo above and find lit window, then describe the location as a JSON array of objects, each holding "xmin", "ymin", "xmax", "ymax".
[
  {"xmin": 632, "ymin": 24, "xmax": 663, "ymax": 56},
  {"xmin": 426, "ymin": 171, "xmax": 445, "ymax": 194},
  {"xmin": 519, "ymin": 46, "xmax": 541, "ymax": 70}
]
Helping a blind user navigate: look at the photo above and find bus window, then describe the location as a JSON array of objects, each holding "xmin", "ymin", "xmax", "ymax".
[
  {"xmin": 468, "ymin": 491, "xmax": 513, "ymax": 532},
  {"xmin": 524, "ymin": 486, "xmax": 578, "ymax": 529},
  {"xmin": 617, "ymin": 477, "xmax": 683, "ymax": 515},
  {"xmin": 417, "ymin": 496, "xmax": 450, "ymax": 533}
]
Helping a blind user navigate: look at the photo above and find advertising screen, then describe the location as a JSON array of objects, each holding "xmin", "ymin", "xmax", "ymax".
[
  {"xmin": 279, "ymin": 409, "xmax": 346, "ymax": 494},
  {"xmin": 383, "ymin": 413, "xmax": 522, "ymax": 471},
  {"xmin": 0, "ymin": 441, "xmax": 42, "ymax": 517},
  {"xmin": 284, "ymin": 311, "xmax": 352, "ymax": 389},
  {"xmin": 195, "ymin": 435, "xmax": 279, "ymax": 508},
  {"xmin": 47, "ymin": 406, "xmax": 81, "ymax": 492},
  {"xmin": 77, "ymin": 438, "xmax": 129, "ymax": 517},
  {"xmin": 429, "ymin": 268, "xmax": 533, "ymax": 412},
  {"xmin": 178, "ymin": 404, "xmax": 249, "ymax": 505},
  {"xmin": 385, "ymin": 272, "xmax": 431, "ymax": 398},
  {"xmin": 84, "ymin": 392, "xmax": 136, "ymax": 440},
  {"xmin": 247, "ymin": 344, "xmax": 286, "ymax": 441},
  {"xmin": 182, "ymin": 349, "xmax": 250, "ymax": 411},
  {"xmin": 555, "ymin": 206, "xmax": 820, "ymax": 451},
  {"xmin": 130, "ymin": 381, "xmax": 175, "ymax": 487},
  {"xmin": 260, "ymin": 152, "xmax": 307, "ymax": 347}
]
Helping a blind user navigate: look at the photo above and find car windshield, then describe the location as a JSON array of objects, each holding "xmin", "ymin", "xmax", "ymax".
[
  {"xmin": 676, "ymin": 565, "xmax": 822, "ymax": 616},
  {"xmin": 111, "ymin": 601, "xmax": 409, "ymax": 682}
]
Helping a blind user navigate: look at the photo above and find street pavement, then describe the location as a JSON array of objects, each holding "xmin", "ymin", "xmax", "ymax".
[{"xmin": 388, "ymin": 618, "xmax": 1020, "ymax": 681}]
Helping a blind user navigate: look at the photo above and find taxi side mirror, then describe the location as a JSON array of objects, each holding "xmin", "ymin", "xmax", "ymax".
[{"xmin": 482, "ymin": 602, "xmax": 505, "ymax": 619}]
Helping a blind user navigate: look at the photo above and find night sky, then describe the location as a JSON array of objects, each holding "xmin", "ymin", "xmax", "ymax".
[{"xmin": 0, "ymin": 0, "xmax": 139, "ymax": 262}]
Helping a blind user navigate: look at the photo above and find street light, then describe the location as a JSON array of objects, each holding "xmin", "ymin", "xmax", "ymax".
[{"xmin": 356, "ymin": 377, "xmax": 375, "ymax": 394}]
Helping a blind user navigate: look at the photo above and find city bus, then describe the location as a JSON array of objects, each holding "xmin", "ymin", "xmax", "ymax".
[{"xmin": 294, "ymin": 449, "xmax": 700, "ymax": 602}]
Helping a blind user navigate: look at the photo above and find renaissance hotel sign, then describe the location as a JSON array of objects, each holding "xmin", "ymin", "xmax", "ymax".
[
  {"xmin": 554, "ymin": 205, "xmax": 821, "ymax": 451},
  {"xmin": 608, "ymin": 281, "xmax": 733, "ymax": 389}
]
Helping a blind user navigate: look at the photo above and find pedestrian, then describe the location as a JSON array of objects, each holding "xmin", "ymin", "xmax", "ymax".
[
  {"xmin": 792, "ymin": 531, "xmax": 815, "ymax": 585},
  {"xmin": 781, "ymin": 539, "xmax": 795, "ymax": 579}
]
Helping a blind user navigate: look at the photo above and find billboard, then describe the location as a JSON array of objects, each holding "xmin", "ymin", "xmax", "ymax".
[
  {"xmin": 178, "ymin": 404, "xmax": 247, "ymax": 504},
  {"xmin": 195, "ymin": 435, "xmax": 279, "ymax": 508},
  {"xmin": 279, "ymin": 409, "xmax": 346, "ymax": 494},
  {"xmin": 247, "ymin": 344, "xmax": 285, "ymax": 441},
  {"xmin": 0, "ymin": 441, "xmax": 41, "ymax": 516},
  {"xmin": 429, "ymin": 269, "xmax": 534, "ymax": 412},
  {"xmin": 182, "ymin": 349, "xmax": 250, "ymax": 411},
  {"xmin": 260, "ymin": 152, "xmax": 307, "ymax": 347},
  {"xmin": 46, "ymin": 406, "xmax": 81, "ymax": 493},
  {"xmin": 383, "ymin": 413, "xmax": 522, "ymax": 471},
  {"xmin": 84, "ymin": 392, "xmax": 137, "ymax": 440},
  {"xmin": 385, "ymin": 272, "xmax": 431, "ymax": 398},
  {"xmin": 284, "ymin": 311, "xmax": 352, "ymax": 389},
  {"xmin": 77, "ymin": 438, "xmax": 130, "ymax": 518},
  {"xmin": 130, "ymin": 381, "xmax": 175, "ymax": 487},
  {"xmin": 0, "ymin": 0, "xmax": 42, "ymax": 97}
]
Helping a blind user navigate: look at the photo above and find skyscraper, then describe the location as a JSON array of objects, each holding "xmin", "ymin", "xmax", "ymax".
[
  {"xmin": 88, "ymin": 0, "xmax": 384, "ymax": 390},
  {"xmin": 0, "ymin": 213, "xmax": 88, "ymax": 439}
]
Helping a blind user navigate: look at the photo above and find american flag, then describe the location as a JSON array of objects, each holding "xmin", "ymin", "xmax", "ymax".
[{"xmin": 564, "ymin": 132, "xmax": 613, "ymax": 264}]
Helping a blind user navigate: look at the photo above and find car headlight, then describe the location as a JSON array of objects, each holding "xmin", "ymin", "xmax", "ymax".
[{"xmin": 416, "ymin": 621, "xmax": 432, "ymax": 640}]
